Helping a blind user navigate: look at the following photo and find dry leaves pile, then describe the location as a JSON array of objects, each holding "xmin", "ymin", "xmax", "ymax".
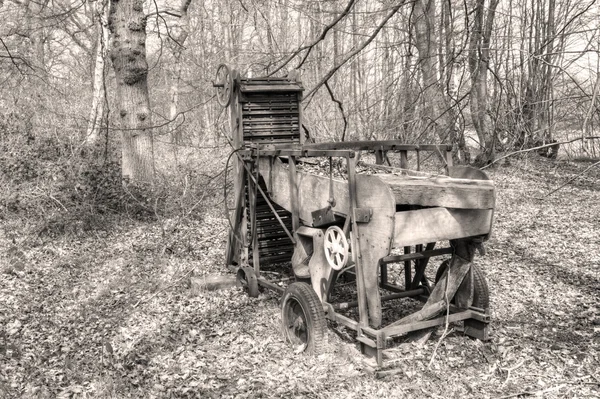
[{"xmin": 0, "ymin": 156, "xmax": 599, "ymax": 398}]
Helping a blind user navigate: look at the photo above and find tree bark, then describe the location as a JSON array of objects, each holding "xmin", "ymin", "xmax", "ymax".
[
  {"xmin": 108, "ymin": 0, "xmax": 154, "ymax": 182},
  {"xmin": 469, "ymin": 0, "xmax": 500, "ymax": 164},
  {"xmin": 168, "ymin": 0, "xmax": 193, "ymax": 144},
  {"xmin": 412, "ymin": 0, "xmax": 458, "ymax": 147}
]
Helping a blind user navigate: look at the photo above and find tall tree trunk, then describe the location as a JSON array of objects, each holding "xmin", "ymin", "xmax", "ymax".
[
  {"xmin": 412, "ymin": 0, "xmax": 458, "ymax": 148},
  {"xmin": 85, "ymin": 0, "xmax": 110, "ymax": 145},
  {"xmin": 168, "ymin": 0, "xmax": 193, "ymax": 144},
  {"xmin": 469, "ymin": 0, "xmax": 500, "ymax": 163},
  {"xmin": 108, "ymin": 0, "xmax": 154, "ymax": 182}
]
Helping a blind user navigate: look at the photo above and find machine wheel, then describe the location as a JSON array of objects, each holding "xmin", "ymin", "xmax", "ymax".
[
  {"xmin": 281, "ymin": 282, "xmax": 327, "ymax": 354},
  {"xmin": 215, "ymin": 64, "xmax": 234, "ymax": 107},
  {"xmin": 237, "ymin": 267, "xmax": 259, "ymax": 298},
  {"xmin": 324, "ymin": 226, "xmax": 349, "ymax": 271},
  {"xmin": 435, "ymin": 260, "xmax": 490, "ymax": 310}
]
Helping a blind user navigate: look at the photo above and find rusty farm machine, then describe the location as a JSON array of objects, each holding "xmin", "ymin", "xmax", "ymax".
[{"xmin": 214, "ymin": 65, "xmax": 496, "ymax": 368}]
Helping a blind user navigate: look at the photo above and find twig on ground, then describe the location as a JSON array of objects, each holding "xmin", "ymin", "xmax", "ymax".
[
  {"xmin": 481, "ymin": 136, "xmax": 600, "ymax": 170},
  {"xmin": 535, "ymin": 159, "xmax": 600, "ymax": 199},
  {"xmin": 133, "ymin": 266, "xmax": 196, "ymax": 308},
  {"xmin": 497, "ymin": 384, "xmax": 566, "ymax": 398},
  {"xmin": 501, "ymin": 359, "xmax": 525, "ymax": 386},
  {"xmin": 428, "ymin": 272, "xmax": 452, "ymax": 368}
]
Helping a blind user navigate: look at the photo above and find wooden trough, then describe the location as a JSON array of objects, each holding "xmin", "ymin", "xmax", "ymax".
[{"xmin": 215, "ymin": 65, "xmax": 495, "ymax": 368}]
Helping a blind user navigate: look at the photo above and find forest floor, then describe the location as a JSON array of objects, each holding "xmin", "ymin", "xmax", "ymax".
[{"xmin": 1, "ymin": 156, "xmax": 599, "ymax": 398}]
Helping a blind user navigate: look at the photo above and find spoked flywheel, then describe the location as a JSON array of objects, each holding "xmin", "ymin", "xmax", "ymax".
[
  {"xmin": 281, "ymin": 282, "xmax": 326, "ymax": 354},
  {"xmin": 214, "ymin": 64, "xmax": 234, "ymax": 107},
  {"xmin": 324, "ymin": 226, "xmax": 349, "ymax": 271}
]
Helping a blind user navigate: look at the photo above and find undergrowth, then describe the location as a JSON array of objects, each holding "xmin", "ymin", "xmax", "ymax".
[{"xmin": 0, "ymin": 111, "xmax": 225, "ymax": 239}]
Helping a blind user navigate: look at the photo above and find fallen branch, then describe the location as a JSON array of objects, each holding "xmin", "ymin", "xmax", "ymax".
[
  {"xmin": 481, "ymin": 136, "xmax": 600, "ymax": 170},
  {"xmin": 536, "ymin": 159, "xmax": 600, "ymax": 199},
  {"xmin": 498, "ymin": 384, "xmax": 566, "ymax": 399}
]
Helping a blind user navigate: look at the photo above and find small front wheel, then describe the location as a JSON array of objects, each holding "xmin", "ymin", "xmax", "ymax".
[
  {"xmin": 435, "ymin": 260, "xmax": 490, "ymax": 310},
  {"xmin": 281, "ymin": 282, "xmax": 327, "ymax": 354}
]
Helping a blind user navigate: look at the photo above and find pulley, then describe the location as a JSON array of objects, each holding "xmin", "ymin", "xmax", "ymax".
[
  {"xmin": 213, "ymin": 64, "xmax": 234, "ymax": 107},
  {"xmin": 324, "ymin": 226, "xmax": 349, "ymax": 271}
]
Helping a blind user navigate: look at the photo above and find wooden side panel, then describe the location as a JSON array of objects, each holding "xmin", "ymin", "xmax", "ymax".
[
  {"xmin": 393, "ymin": 208, "xmax": 493, "ymax": 247},
  {"xmin": 258, "ymin": 157, "xmax": 395, "ymax": 327},
  {"xmin": 376, "ymin": 173, "xmax": 495, "ymax": 209}
]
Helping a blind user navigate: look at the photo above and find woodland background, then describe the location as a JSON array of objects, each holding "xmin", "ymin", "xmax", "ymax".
[{"xmin": 0, "ymin": 0, "xmax": 599, "ymax": 398}]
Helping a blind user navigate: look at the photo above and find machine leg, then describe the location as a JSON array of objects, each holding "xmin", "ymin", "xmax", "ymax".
[
  {"xmin": 464, "ymin": 319, "xmax": 490, "ymax": 341},
  {"xmin": 404, "ymin": 246, "xmax": 411, "ymax": 288},
  {"xmin": 380, "ymin": 262, "xmax": 388, "ymax": 286}
]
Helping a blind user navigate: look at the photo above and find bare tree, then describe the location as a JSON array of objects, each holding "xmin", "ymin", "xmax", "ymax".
[
  {"xmin": 469, "ymin": 0, "xmax": 500, "ymax": 163},
  {"xmin": 108, "ymin": 0, "xmax": 154, "ymax": 182},
  {"xmin": 85, "ymin": 0, "xmax": 110, "ymax": 145}
]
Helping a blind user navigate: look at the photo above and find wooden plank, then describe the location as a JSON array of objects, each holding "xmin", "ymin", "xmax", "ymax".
[
  {"xmin": 376, "ymin": 173, "xmax": 495, "ymax": 209},
  {"xmin": 240, "ymin": 84, "xmax": 303, "ymax": 93},
  {"xmin": 241, "ymin": 109, "xmax": 299, "ymax": 116},
  {"xmin": 393, "ymin": 208, "xmax": 493, "ymax": 247},
  {"xmin": 383, "ymin": 309, "xmax": 477, "ymax": 337},
  {"xmin": 243, "ymin": 126, "xmax": 300, "ymax": 133},
  {"xmin": 244, "ymin": 132, "xmax": 300, "ymax": 138},
  {"xmin": 258, "ymin": 157, "xmax": 395, "ymax": 327}
]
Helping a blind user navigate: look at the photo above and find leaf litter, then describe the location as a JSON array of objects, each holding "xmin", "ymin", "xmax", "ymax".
[{"xmin": 0, "ymin": 157, "xmax": 599, "ymax": 398}]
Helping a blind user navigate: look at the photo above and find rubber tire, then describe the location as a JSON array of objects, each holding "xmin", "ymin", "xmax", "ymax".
[
  {"xmin": 281, "ymin": 282, "xmax": 327, "ymax": 355},
  {"xmin": 435, "ymin": 260, "xmax": 490, "ymax": 310},
  {"xmin": 237, "ymin": 267, "xmax": 259, "ymax": 298}
]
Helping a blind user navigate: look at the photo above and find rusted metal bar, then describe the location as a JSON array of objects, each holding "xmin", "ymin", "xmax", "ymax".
[
  {"xmin": 332, "ymin": 288, "xmax": 426, "ymax": 310},
  {"xmin": 303, "ymin": 141, "xmax": 453, "ymax": 152},
  {"xmin": 256, "ymin": 277, "xmax": 285, "ymax": 293},
  {"xmin": 239, "ymin": 149, "xmax": 355, "ymax": 158},
  {"xmin": 247, "ymin": 171, "xmax": 260, "ymax": 275},
  {"xmin": 403, "ymin": 246, "xmax": 411, "ymax": 289},
  {"xmin": 411, "ymin": 242, "xmax": 436, "ymax": 289},
  {"xmin": 381, "ymin": 247, "xmax": 453, "ymax": 264}
]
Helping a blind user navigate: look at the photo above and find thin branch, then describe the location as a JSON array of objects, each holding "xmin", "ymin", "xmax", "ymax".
[
  {"xmin": 303, "ymin": 0, "xmax": 409, "ymax": 101},
  {"xmin": 268, "ymin": 0, "xmax": 357, "ymax": 76},
  {"xmin": 0, "ymin": 37, "xmax": 31, "ymax": 74},
  {"xmin": 324, "ymin": 81, "xmax": 348, "ymax": 142}
]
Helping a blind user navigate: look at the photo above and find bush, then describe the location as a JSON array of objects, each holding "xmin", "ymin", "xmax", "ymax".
[{"xmin": 0, "ymin": 111, "xmax": 225, "ymax": 237}]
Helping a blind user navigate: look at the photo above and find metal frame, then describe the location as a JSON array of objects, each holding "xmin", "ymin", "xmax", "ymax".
[
  {"xmin": 220, "ymin": 67, "xmax": 491, "ymax": 370},
  {"xmin": 237, "ymin": 148, "xmax": 490, "ymax": 368}
]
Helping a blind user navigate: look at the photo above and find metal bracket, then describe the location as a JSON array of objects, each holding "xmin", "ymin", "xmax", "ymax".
[
  {"xmin": 311, "ymin": 206, "xmax": 343, "ymax": 227},
  {"xmin": 354, "ymin": 207, "xmax": 373, "ymax": 223}
]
